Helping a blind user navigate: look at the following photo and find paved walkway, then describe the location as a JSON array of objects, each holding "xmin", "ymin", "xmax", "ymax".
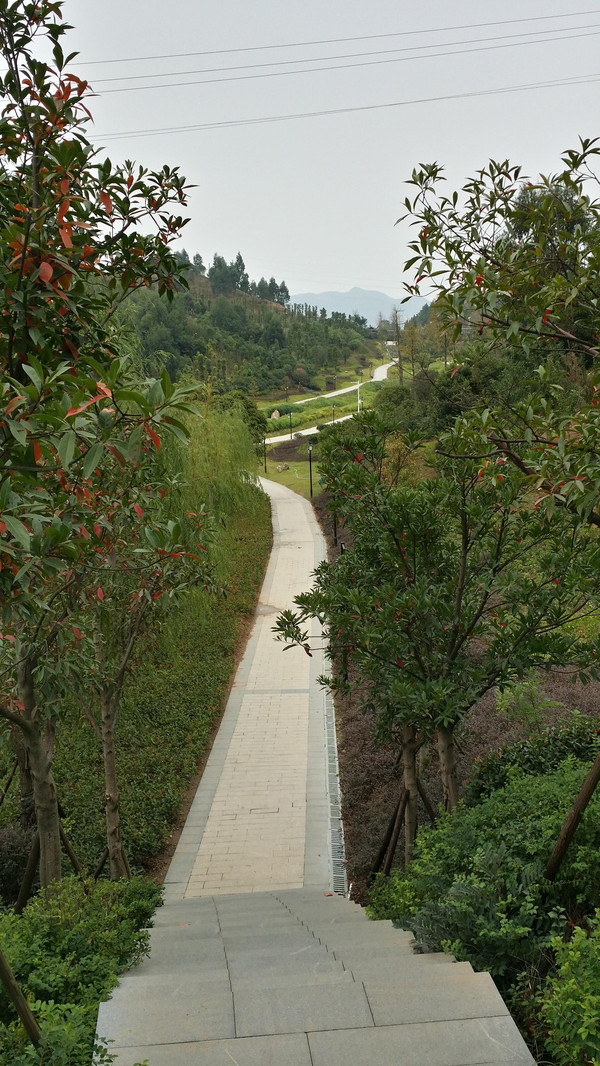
[
  {"xmin": 97, "ymin": 479, "xmax": 535, "ymax": 1066},
  {"xmin": 160, "ymin": 479, "xmax": 331, "ymax": 900}
]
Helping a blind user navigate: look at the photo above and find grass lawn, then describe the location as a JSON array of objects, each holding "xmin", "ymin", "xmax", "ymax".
[{"xmin": 262, "ymin": 436, "xmax": 323, "ymax": 501}]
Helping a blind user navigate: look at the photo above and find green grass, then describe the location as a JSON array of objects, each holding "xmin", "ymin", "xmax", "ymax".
[
  {"xmin": 266, "ymin": 381, "xmax": 382, "ymax": 437},
  {"xmin": 264, "ymin": 457, "xmax": 321, "ymax": 500}
]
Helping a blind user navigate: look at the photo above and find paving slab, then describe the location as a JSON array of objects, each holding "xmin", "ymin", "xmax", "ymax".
[
  {"xmin": 226, "ymin": 947, "xmax": 344, "ymax": 982},
  {"xmin": 363, "ymin": 970, "xmax": 510, "ymax": 1026},
  {"xmin": 109, "ymin": 1033, "xmax": 312, "ymax": 1066},
  {"xmin": 97, "ymin": 986, "xmax": 234, "ymax": 1047},
  {"xmin": 308, "ymin": 1017, "xmax": 535, "ymax": 1066},
  {"xmin": 234, "ymin": 981, "xmax": 374, "ymax": 1037}
]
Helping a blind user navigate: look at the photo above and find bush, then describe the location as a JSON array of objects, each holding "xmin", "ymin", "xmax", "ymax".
[
  {"xmin": 464, "ymin": 714, "xmax": 600, "ymax": 805},
  {"xmin": 541, "ymin": 911, "xmax": 600, "ymax": 1066},
  {"xmin": 369, "ymin": 760, "xmax": 600, "ymax": 982},
  {"xmin": 0, "ymin": 876, "xmax": 159, "ymax": 1065}
]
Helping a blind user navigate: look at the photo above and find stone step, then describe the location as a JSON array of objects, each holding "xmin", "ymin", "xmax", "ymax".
[
  {"xmin": 227, "ymin": 946, "xmax": 346, "ymax": 983},
  {"xmin": 221, "ymin": 931, "xmax": 321, "ymax": 957},
  {"xmin": 343, "ymin": 952, "xmax": 459, "ymax": 981},
  {"xmin": 307, "ymin": 1017, "xmax": 535, "ymax": 1066},
  {"xmin": 314, "ymin": 926, "xmax": 415, "ymax": 950},
  {"xmin": 232, "ymin": 968, "xmax": 357, "ymax": 991},
  {"xmin": 362, "ymin": 969, "xmax": 510, "ymax": 1027},
  {"xmin": 233, "ymin": 979, "xmax": 374, "ymax": 1039}
]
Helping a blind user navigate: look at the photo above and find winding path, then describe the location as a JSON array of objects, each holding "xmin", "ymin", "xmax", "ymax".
[
  {"xmin": 266, "ymin": 362, "xmax": 394, "ymax": 444},
  {"xmin": 97, "ymin": 479, "xmax": 534, "ymax": 1066}
]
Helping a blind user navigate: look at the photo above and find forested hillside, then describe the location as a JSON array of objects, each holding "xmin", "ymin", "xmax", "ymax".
[{"xmin": 120, "ymin": 251, "xmax": 376, "ymax": 394}]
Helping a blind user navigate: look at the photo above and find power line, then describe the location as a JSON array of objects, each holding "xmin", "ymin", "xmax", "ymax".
[
  {"xmin": 92, "ymin": 23, "xmax": 600, "ymax": 85},
  {"xmin": 98, "ymin": 72, "xmax": 600, "ymax": 141},
  {"xmin": 97, "ymin": 29, "xmax": 600, "ymax": 96},
  {"xmin": 81, "ymin": 10, "xmax": 599, "ymax": 67}
]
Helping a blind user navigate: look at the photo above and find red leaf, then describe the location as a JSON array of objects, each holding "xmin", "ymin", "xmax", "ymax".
[
  {"xmin": 127, "ymin": 174, "xmax": 133, "ymax": 189},
  {"xmin": 39, "ymin": 261, "xmax": 53, "ymax": 283},
  {"xmin": 93, "ymin": 522, "xmax": 102, "ymax": 537},
  {"xmin": 5, "ymin": 395, "xmax": 25, "ymax": 416},
  {"xmin": 100, "ymin": 191, "xmax": 113, "ymax": 215},
  {"xmin": 133, "ymin": 504, "xmax": 143, "ymax": 518},
  {"xmin": 60, "ymin": 178, "xmax": 69, "ymax": 195},
  {"xmin": 146, "ymin": 425, "xmax": 161, "ymax": 451},
  {"xmin": 59, "ymin": 226, "xmax": 73, "ymax": 249},
  {"xmin": 72, "ymin": 625, "xmax": 83, "ymax": 641},
  {"xmin": 67, "ymin": 393, "xmax": 107, "ymax": 417},
  {"xmin": 96, "ymin": 587, "xmax": 104, "ymax": 601},
  {"xmin": 33, "ymin": 441, "xmax": 42, "ymax": 464},
  {"xmin": 450, "ymin": 365, "xmax": 463, "ymax": 378}
]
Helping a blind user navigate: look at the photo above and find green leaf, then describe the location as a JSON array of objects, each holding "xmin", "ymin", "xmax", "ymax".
[
  {"xmin": 3, "ymin": 515, "xmax": 31, "ymax": 550},
  {"xmin": 161, "ymin": 368, "xmax": 174, "ymax": 400},
  {"xmin": 82, "ymin": 442, "xmax": 104, "ymax": 478},
  {"xmin": 58, "ymin": 430, "xmax": 77, "ymax": 469}
]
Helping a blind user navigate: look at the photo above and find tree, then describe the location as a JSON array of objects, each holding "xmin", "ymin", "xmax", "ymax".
[
  {"xmin": 0, "ymin": 0, "xmax": 195, "ymax": 888},
  {"xmin": 394, "ymin": 140, "xmax": 600, "ymax": 874},
  {"xmin": 275, "ymin": 412, "xmax": 600, "ymax": 859},
  {"xmin": 86, "ymin": 483, "xmax": 214, "ymax": 880}
]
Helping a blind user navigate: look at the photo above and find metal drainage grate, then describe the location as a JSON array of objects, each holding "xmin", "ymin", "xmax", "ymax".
[{"xmin": 324, "ymin": 689, "xmax": 348, "ymax": 896}]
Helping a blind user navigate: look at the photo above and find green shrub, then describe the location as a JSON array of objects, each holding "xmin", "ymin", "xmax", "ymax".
[
  {"xmin": 464, "ymin": 714, "xmax": 600, "ymax": 805},
  {"xmin": 0, "ymin": 877, "xmax": 159, "ymax": 1065},
  {"xmin": 369, "ymin": 760, "xmax": 600, "ymax": 981},
  {"xmin": 541, "ymin": 911, "xmax": 600, "ymax": 1066}
]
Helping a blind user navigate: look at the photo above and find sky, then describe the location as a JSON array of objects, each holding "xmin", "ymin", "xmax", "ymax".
[{"xmin": 62, "ymin": 1, "xmax": 600, "ymax": 300}]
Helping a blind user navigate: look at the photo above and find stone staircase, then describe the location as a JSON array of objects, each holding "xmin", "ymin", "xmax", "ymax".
[{"xmin": 97, "ymin": 888, "xmax": 535, "ymax": 1065}]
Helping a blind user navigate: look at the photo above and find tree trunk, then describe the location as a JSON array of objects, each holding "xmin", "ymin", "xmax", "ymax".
[
  {"xmin": 100, "ymin": 686, "xmax": 129, "ymax": 880},
  {"xmin": 417, "ymin": 777, "xmax": 437, "ymax": 825},
  {"xmin": 0, "ymin": 943, "xmax": 41, "ymax": 1047},
  {"xmin": 544, "ymin": 749, "xmax": 600, "ymax": 882},
  {"xmin": 14, "ymin": 832, "xmax": 40, "ymax": 915},
  {"xmin": 437, "ymin": 725, "xmax": 459, "ymax": 811},
  {"xmin": 17, "ymin": 660, "xmax": 61, "ymax": 888},
  {"xmin": 370, "ymin": 788, "xmax": 405, "ymax": 882},
  {"xmin": 402, "ymin": 723, "xmax": 419, "ymax": 864},
  {"xmin": 381, "ymin": 790, "xmax": 408, "ymax": 877},
  {"xmin": 11, "ymin": 725, "xmax": 35, "ymax": 829}
]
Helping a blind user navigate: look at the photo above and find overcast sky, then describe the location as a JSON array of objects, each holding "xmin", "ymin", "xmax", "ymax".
[{"xmin": 64, "ymin": 1, "xmax": 599, "ymax": 298}]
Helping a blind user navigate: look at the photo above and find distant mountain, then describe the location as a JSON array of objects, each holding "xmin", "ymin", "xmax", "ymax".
[{"xmin": 289, "ymin": 287, "xmax": 428, "ymax": 327}]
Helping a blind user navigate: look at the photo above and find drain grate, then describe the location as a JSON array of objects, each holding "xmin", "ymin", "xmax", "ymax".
[{"xmin": 324, "ymin": 689, "xmax": 348, "ymax": 896}]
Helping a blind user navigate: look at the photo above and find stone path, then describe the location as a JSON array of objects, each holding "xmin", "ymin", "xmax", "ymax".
[{"xmin": 97, "ymin": 479, "xmax": 536, "ymax": 1066}]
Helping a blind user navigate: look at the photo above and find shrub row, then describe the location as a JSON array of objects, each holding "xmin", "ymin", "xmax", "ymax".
[
  {"xmin": 0, "ymin": 877, "xmax": 160, "ymax": 1066},
  {"xmin": 369, "ymin": 745, "xmax": 600, "ymax": 1065}
]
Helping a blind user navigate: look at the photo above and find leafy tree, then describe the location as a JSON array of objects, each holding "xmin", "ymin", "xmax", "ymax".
[
  {"xmin": 274, "ymin": 412, "xmax": 600, "ymax": 859},
  {"xmin": 84, "ymin": 476, "xmax": 214, "ymax": 880},
  {"xmin": 401, "ymin": 140, "xmax": 600, "ymax": 873},
  {"xmin": 0, "ymin": 0, "xmax": 195, "ymax": 888}
]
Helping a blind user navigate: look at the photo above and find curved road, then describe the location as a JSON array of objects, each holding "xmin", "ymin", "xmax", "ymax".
[{"xmin": 266, "ymin": 362, "xmax": 394, "ymax": 444}]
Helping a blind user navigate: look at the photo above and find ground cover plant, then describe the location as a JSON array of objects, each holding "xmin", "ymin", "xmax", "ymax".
[{"xmin": 0, "ymin": 877, "xmax": 159, "ymax": 1066}]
